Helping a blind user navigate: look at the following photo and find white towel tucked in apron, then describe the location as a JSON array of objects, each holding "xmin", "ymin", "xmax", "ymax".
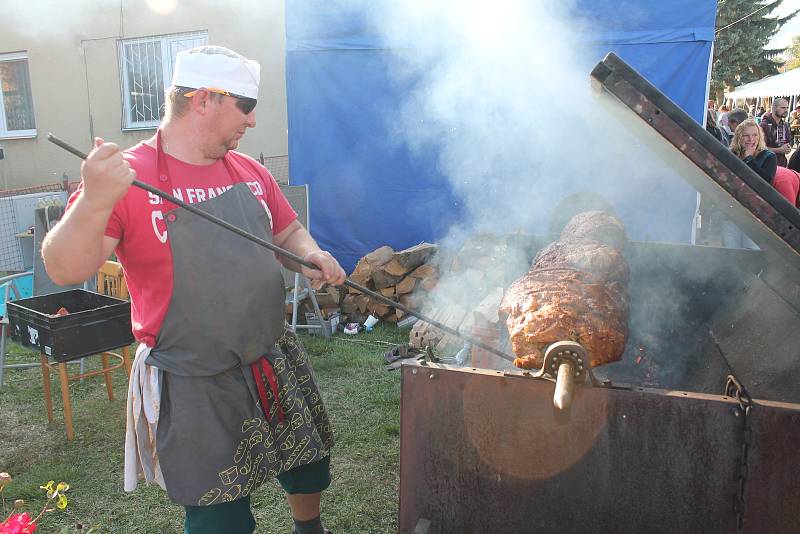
[{"xmin": 124, "ymin": 343, "xmax": 165, "ymax": 492}]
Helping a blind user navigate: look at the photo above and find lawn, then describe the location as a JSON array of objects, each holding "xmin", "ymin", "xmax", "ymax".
[{"xmin": 0, "ymin": 324, "xmax": 408, "ymax": 533}]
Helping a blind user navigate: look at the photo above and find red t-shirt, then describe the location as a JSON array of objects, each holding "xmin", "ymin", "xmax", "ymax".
[{"xmin": 66, "ymin": 142, "xmax": 296, "ymax": 346}]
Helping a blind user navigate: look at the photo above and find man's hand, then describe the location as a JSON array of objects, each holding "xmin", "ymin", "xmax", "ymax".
[
  {"xmin": 301, "ymin": 250, "xmax": 346, "ymax": 289},
  {"xmin": 774, "ymin": 143, "xmax": 792, "ymax": 155},
  {"xmin": 81, "ymin": 137, "xmax": 136, "ymax": 211}
]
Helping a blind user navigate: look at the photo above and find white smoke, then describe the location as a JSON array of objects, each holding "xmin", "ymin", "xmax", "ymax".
[
  {"xmin": 368, "ymin": 0, "xmax": 620, "ymax": 238},
  {"xmin": 351, "ymin": 4, "xmax": 606, "ymax": 300},
  {"xmin": 347, "ymin": 0, "xmax": 714, "ymax": 368}
]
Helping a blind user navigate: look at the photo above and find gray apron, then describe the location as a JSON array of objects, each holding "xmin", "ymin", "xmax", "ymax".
[{"xmin": 145, "ymin": 132, "xmax": 333, "ymax": 506}]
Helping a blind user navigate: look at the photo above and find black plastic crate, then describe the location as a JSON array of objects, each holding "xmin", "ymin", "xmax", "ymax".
[{"xmin": 7, "ymin": 289, "xmax": 134, "ymax": 362}]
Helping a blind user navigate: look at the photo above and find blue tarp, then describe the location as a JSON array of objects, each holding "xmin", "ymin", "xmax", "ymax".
[{"xmin": 286, "ymin": 1, "xmax": 718, "ymax": 272}]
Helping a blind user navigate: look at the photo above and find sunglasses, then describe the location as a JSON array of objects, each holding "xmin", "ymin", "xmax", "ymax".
[{"xmin": 184, "ymin": 87, "xmax": 257, "ymax": 114}]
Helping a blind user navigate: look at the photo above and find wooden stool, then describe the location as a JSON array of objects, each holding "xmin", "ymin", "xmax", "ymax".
[
  {"xmin": 39, "ymin": 260, "xmax": 133, "ymax": 441},
  {"xmin": 39, "ymin": 349, "xmax": 131, "ymax": 441}
]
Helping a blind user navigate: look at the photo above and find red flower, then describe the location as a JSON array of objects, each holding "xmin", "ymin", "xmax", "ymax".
[{"xmin": 0, "ymin": 513, "xmax": 38, "ymax": 534}]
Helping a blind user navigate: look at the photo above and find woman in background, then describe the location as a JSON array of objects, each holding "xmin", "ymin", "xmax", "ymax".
[
  {"xmin": 731, "ymin": 119, "xmax": 798, "ymax": 206},
  {"xmin": 706, "ymin": 108, "xmax": 729, "ymax": 146},
  {"xmin": 719, "ymin": 119, "xmax": 797, "ymax": 249},
  {"xmin": 731, "ymin": 119, "xmax": 776, "ymax": 181}
]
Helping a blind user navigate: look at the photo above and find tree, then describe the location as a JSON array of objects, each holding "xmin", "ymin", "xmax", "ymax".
[
  {"xmin": 784, "ymin": 34, "xmax": 800, "ymax": 70},
  {"xmin": 711, "ymin": 0, "xmax": 798, "ymax": 103}
]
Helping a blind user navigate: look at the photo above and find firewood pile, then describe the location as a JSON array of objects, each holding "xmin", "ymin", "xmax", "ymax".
[
  {"xmin": 408, "ymin": 234, "xmax": 536, "ymax": 364},
  {"xmin": 285, "ymin": 284, "xmax": 343, "ymax": 323},
  {"xmin": 340, "ymin": 242, "xmax": 440, "ymax": 324}
]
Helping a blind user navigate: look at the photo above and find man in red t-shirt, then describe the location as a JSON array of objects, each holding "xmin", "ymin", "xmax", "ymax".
[{"xmin": 42, "ymin": 46, "xmax": 343, "ymax": 534}]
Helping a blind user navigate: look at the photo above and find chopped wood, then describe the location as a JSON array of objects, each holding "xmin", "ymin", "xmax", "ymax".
[
  {"xmin": 410, "ymin": 308, "xmax": 445, "ymax": 349},
  {"xmin": 409, "ymin": 305, "xmax": 470, "ymax": 352},
  {"xmin": 355, "ymin": 295, "xmax": 370, "ymax": 313},
  {"xmin": 348, "ymin": 266, "xmax": 371, "ymax": 287},
  {"xmin": 347, "ymin": 285, "xmax": 364, "ymax": 295},
  {"xmin": 383, "ymin": 258, "xmax": 414, "ymax": 277},
  {"xmin": 399, "ymin": 293, "xmax": 423, "ymax": 310},
  {"xmin": 341, "ymin": 295, "xmax": 359, "ymax": 315},
  {"xmin": 379, "ymin": 286, "xmax": 396, "ymax": 297},
  {"xmin": 433, "ymin": 306, "xmax": 470, "ymax": 354},
  {"xmin": 420, "ymin": 276, "xmax": 438, "ymax": 292},
  {"xmin": 372, "ymin": 269, "xmax": 403, "ymax": 289},
  {"xmin": 314, "ymin": 291, "xmax": 339, "ymax": 309},
  {"xmin": 349, "ymin": 245, "xmax": 394, "ymax": 285},
  {"xmin": 365, "ymin": 245, "xmax": 395, "ymax": 265},
  {"xmin": 472, "ymin": 287, "xmax": 504, "ymax": 325},
  {"xmin": 324, "ymin": 286, "xmax": 341, "ymax": 304},
  {"xmin": 450, "ymin": 235, "xmax": 501, "ymax": 273},
  {"xmin": 341, "ymin": 293, "xmax": 368, "ymax": 324},
  {"xmin": 390, "ymin": 242, "xmax": 437, "ymax": 272},
  {"xmin": 384, "ymin": 313, "xmax": 399, "ymax": 323},
  {"xmin": 395, "ymin": 276, "xmax": 417, "ymax": 295},
  {"xmin": 408, "ymin": 264, "xmax": 436, "ymax": 279},
  {"xmin": 368, "ymin": 301, "xmax": 392, "ymax": 317}
]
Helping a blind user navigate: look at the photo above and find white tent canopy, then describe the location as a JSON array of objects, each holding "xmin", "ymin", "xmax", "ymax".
[{"xmin": 725, "ymin": 68, "xmax": 800, "ymax": 100}]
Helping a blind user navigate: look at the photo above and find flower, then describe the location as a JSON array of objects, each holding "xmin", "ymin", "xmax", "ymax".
[
  {"xmin": 38, "ymin": 482, "xmax": 68, "ymax": 501},
  {"xmin": 37, "ymin": 483, "xmax": 53, "ymax": 499},
  {"xmin": 0, "ymin": 512, "xmax": 38, "ymax": 534},
  {"xmin": 2, "ymin": 476, "xmax": 68, "ymax": 532}
]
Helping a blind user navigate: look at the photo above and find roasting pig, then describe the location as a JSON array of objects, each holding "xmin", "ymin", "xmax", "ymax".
[{"xmin": 500, "ymin": 211, "xmax": 630, "ymax": 370}]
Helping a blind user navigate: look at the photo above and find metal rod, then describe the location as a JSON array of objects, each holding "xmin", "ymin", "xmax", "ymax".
[
  {"xmin": 553, "ymin": 361, "xmax": 575, "ymax": 410},
  {"xmin": 48, "ymin": 133, "xmax": 517, "ymax": 362}
]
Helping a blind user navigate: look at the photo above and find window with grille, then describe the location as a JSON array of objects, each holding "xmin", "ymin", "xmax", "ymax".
[
  {"xmin": 0, "ymin": 52, "xmax": 36, "ymax": 139},
  {"xmin": 118, "ymin": 31, "xmax": 208, "ymax": 130}
]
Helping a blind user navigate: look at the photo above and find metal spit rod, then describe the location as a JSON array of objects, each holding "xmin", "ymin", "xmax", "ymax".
[
  {"xmin": 544, "ymin": 340, "xmax": 589, "ymax": 411},
  {"xmin": 48, "ymin": 133, "xmax": 517, "ymax": 363}
]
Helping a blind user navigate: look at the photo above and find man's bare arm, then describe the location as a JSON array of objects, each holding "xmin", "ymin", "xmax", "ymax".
[
  {"xmin": 42, "ymin": 138, "xmax": 135, "ymax": 285},
  {"xmin": 274, "ymin": 220, "xmax": 345, "ymax": 287},
  {"xmin": 42, "ymin": 203, "xmax": 120, "ymax": 285}
]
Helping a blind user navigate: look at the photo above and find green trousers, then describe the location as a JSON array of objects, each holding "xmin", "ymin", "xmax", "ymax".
[{"xmin": 183, "ymin": 455, "xmax": 332, "ymax": 534}]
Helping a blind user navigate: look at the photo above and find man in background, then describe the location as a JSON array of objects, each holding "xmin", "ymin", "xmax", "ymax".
[{"xmin": 760, "ymin": 98, "xmax": 792, "ymax": 167}]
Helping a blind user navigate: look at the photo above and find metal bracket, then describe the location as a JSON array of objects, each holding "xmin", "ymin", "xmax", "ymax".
[{"xmin": 509, "ymin": 341, "xmax": 598, "ymax": 410}]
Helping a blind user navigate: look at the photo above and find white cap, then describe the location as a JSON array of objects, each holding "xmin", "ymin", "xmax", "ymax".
[{"xmin": 172, "ymin": 47, "xmax": 260, "ymax": 99}]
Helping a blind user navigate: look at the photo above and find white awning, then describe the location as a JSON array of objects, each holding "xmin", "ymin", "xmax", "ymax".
[{"xmin": 724, "ymin": 68, "xmax": 800, "ymax": 100}]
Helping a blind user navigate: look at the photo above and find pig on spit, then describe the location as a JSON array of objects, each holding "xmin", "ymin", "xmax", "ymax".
[{"xmin": 499, "ymin": 211, "xmax": 630, "ymax": 370}]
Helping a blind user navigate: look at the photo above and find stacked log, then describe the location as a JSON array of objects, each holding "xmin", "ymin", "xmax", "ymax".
[
  {"xmin": 341, "ymin": 243, "xmax": 439, "ymax": 324},
  {"xmin": 407, "ymin": 233, "xmax": 535, "ymax": 360},
  {"xmin": 285, "ymin": 284, "xmax": 343, "ymax": 323}
]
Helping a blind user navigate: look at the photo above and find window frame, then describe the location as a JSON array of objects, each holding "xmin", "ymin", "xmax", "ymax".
[
  {"xmin": 0, "ymin": 51, "xmax": 37, "ymax": 139},
  {"xmin": 117, "ymin": 31, "xmax": 209, "ymax": 131}
]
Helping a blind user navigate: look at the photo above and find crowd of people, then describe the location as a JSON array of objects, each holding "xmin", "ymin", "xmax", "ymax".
[{"xmin": 707, "ymin": 97, "xmax": 800, "ymax": 208}]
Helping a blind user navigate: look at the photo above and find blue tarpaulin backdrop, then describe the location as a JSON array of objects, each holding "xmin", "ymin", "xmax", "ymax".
[{"xmin": 286, "ymin": 1, "xmax": 717, "ymax": 272}]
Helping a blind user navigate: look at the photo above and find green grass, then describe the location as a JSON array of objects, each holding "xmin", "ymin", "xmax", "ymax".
[{"xmin": 0, "ymin": 324, "xmax": 408, "ymax": 533}]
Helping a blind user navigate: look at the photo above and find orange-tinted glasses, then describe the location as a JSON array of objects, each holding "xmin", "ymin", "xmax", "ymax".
[{"xmin": 184, "ymin": 87, "xmax": 257, "ymax": 114}]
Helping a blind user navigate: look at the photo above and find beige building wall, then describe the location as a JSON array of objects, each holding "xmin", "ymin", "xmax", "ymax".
[{"xmin": 0, "ymin": 0, "xmax": 286, "ymax": 190}]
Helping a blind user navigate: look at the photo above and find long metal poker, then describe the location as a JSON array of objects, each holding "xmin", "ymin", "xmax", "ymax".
[{"xmin": 48, "ymin": 133, "xmax": 517, "ymax": 362}]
